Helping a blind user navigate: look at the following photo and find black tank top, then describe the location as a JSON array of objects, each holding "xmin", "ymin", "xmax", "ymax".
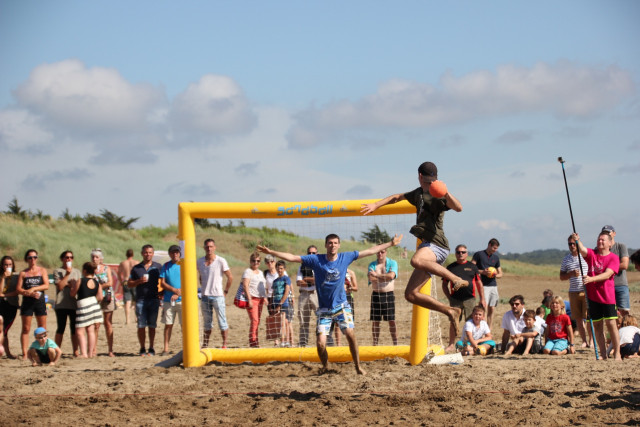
[
  {"xmin": 23, "ymin": 274, "xmax": 44, "ymax": 290},
  {"xmin": 77, "ymin": 277, "xmax": 99, "ymax": 301}
]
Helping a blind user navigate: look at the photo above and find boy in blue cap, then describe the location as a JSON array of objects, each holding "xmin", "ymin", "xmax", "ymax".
[{"xmin": 28, "ymin": 327, "xmax": 62, "ymax": 366}]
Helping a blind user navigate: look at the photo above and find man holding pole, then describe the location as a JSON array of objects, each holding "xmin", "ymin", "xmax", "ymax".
[{"xmin": 571, "ymin": 231, "xmax": 621, "ymax": 361}]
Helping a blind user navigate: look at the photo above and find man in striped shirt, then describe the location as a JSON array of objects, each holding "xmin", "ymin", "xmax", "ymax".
[{"xmin": 559, "ymin": 234, "xmax": 591, "ymax": 348}]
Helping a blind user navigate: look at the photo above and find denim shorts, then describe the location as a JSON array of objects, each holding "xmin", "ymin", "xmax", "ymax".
[
  {"xmin": 201, "ymin": 296, "xmax": 229, "ymax": 331},
  {"xmin": 615, "ymin": 286, "xmax": 630, "ymax": 310},
  {"xmin": 136, "ymin": 298, "xmax": 159, "ymax": 329},
  {"xmin": 544, "ymin": 338, "xmax": 568, "ymax": 353}
]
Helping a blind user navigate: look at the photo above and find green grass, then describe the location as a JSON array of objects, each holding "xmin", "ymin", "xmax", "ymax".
[
  {"xmin": 0, "ymin": 215, "xmax": 561, "ymax": 280},
  {"xmin": 0, "ymin": 215, "xmax": 174, "ymax": 267}
]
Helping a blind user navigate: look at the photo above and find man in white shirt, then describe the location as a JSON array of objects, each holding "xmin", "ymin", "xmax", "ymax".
[
  {"xmin": 197, "ymin": 239, "xmax": 233, "ymax": 348},
  {"xmin": 500, "ymin": 294, "xmax": 526, "ymax": 354}
]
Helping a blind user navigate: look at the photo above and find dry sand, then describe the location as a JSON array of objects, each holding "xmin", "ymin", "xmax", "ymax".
[{"xmin": 2, "ymin": 271, "xmax": 639, "ymax": 425}]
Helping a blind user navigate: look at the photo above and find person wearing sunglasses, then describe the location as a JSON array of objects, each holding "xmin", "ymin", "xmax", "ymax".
[
  {"xmin": 442, "ymin": 244, "xmax": 484, "ymax": 353},
  {"xmin": 52, "ymin": 250, "xmax": 81, "ymax": 357},
  {"xmin": 16, "ymin": 249, "xmax": 49, "ymax": 360},
  {"xmin": 240, "ymin": 252, "xmax": 267, "ymax": 348},
  {"xmin": 560, "ymin": 235, "xmax": 591, "ymax": 348},
  {"xmin": 27, "ymin": 326, "xmax": 61, "ymax": 366},
  {"xmin": 500, "ymin": 294, "xmax": 526, "ymax": 354}
]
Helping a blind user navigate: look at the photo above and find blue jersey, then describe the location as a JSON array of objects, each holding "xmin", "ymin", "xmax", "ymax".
[
  {"xmin": 272, "ymin": 275, "xmax": 291, "ymax": 307},
  {"xmin": 160, "ymin": 261, "xmax": 181, "ymax": 303},
  {"xmin": 301, "ymin": 251, "xmax": 359, "ymax": 310}
]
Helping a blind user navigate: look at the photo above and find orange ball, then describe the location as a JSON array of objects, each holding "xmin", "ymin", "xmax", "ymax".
[{"xmin": 428, "ymin": 180, "xmax": 447, "ymax": 198}]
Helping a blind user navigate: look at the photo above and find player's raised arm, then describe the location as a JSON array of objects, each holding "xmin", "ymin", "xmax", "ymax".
[
  {"xmin": 257, "ymin": 245, "xmax": 302, "ymax": 263},
  {"xmin": 444, "ymin": 191, "xmax": 462, "ymax": 212},
  {"xmin": 358, "ymin": 234, "xmax": 403, "ymax": 259},
  {"xmin": 361, "ymin": 193, "xmax": 406, "ymax": 216}
]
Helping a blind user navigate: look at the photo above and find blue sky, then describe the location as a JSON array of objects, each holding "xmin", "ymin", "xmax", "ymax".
[{"xmin": 1, "ymin": 1, "xmax": 638, "ymax": 253}]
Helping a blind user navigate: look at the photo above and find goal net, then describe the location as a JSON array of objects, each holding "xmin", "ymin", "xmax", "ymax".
[{"xmin": 177, "ymin": 199, "xmax": 444, "ymax": 367}]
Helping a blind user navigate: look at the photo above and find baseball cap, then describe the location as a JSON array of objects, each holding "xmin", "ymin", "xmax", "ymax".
[
  {"xmin": 601, "ymin": 225, "xmax": 615, "ymax": 233},
  {"xmin": 418, "ymin": 162, "xmax": 438, "ymax": 180},
  {"xmin": 168, "ymin": 245, "xmax": 181, "ymax": 253},
  {"xmin": 34, "ymin": 327, "xmax": 47, "ymax": 337}
]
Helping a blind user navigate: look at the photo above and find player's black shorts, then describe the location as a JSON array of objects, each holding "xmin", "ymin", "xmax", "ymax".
[{"xmin": 587, "ymin": 299, "xmax": 617, "ymax": 321}]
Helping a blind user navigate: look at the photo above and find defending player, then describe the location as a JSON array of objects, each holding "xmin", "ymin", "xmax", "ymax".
[
  {"xmin": 361, "ymin": 161, "xmax": 465, "ymax": 332},
  {"xmin": 258, "ymin": 233, "xmax": 403, "ymax": 375}
]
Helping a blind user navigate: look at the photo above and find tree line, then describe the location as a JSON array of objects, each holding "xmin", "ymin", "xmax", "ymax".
[{"xmin": 4, "ymin": 197, "xmax": 139, "ymax": 230}]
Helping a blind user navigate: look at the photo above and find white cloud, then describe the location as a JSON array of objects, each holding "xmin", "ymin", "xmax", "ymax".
[
  {"xmin": 20, "ymin": 168, "xmax": 93, "ymax": 191},
  {"xmin": 1, "ymin": 61, "xmax": 259, "ymax": 163},
  {"xmin": 287, "ymin": 61, "xmax": 635, "ymax": 148},
  {"xmin": 163, "ymin": 182, "xmax": 218, "ymax": 197},
  {"xmin": 234, "ymin": 161, "xmax": 260, "ymax": 176},
  {"xmin": 617, "ymin": 163, "xmax": 640, "ymax": 174},
  {"xmin": 14, "ymin": 59, "xmax": 165, "ymax": 134},
  {"xmin": 170, "ymin": 74, "xmax": 257, "ymax": 141},
  {"xmin": 495, "ymin": 130, "xmax": 536, "ymax": 145},
  {"xmin": 477, "ymin": 219, "xmax": 511, "ymax": 231},
  {"xmin": 345, "ymin": 185, "xmax": 373, "ymax": 197},
  {"xmin": 0, "ymin": 108, "xmax": 53, "ymax": 150}
]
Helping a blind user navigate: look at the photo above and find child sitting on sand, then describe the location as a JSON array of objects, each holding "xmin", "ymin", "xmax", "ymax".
[
  {"xmin": 504, "ymin": 310, "xmax": 543, "ymax": 355},
  {"xmin": 615, "ymin": 315, "xmax": 640, "ymax": 359},
  {"xmin": 456, "ymin": 305, "xmax": 495, "ymax": 356},
  {"xmin": 535, "ymin": 306, "xmax": 547, "ymax": 335},
  {"xmin": 542, "ymin": 296, "xmax": 575, "ymax": 356},
  {"xmin": 28, "ymin": 327, "xmax": 62, "ymax": 366}
]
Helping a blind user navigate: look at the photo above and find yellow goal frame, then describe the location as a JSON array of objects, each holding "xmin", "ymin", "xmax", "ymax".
[{"xmin": 178, "ymin": 199, "xmax": 440, "ymax": 368}]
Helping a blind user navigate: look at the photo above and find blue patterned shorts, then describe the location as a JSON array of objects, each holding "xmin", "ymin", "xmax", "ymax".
[{"xmin": 316, "ymin": 304, "xmax": 354, "ymax": 335}]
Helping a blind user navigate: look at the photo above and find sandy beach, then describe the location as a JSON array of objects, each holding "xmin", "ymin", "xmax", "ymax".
[{"xmin": 2, "ymin": 270, "xmax": 639, "ymax": 425}]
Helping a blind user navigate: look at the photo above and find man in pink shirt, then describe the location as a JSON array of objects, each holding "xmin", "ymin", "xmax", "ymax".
[{"xmin": 572, "ymin": 232, "xmax": 620, "ymax": 361}]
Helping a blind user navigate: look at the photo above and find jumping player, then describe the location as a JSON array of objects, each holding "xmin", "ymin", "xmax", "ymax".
[
  {"xmin": 258, "ymin": 233, "xmax": 403, "ymax": 375},
  {"xmin": 361, "ymin": 161, "xmax": 465, "ymax": 332}
]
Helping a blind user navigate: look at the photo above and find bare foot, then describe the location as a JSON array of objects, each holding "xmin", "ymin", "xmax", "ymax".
[
  {"xmin": 108, "ymin": 352, "xmax": 115, "ymax": 358},
  {"xmin": 32, "ymin": 362, "xmax": 38, "ymax": 367},
  {"xmin": 6, "ymin": 352, "xmax": 16, "ymax": 360},
  {"xmin": 49, "ymin": 362, "xmax": 56, "ymax": 366},
  {"xmin": 452, "ymin": 280, "xmax": 469, "ymax": 292},
  {"xmin": 444, "ymin": 344, "xmax": 456, "ymax": 353},
  {"xmin": 355, "ymin": 366, "xmax": 366, "ymax": 375},
  {"xmin": 318, "ymin": 366, "xmax": 329, "ymax": 375},
  {"xmin": 581, "ymin": 342, "xmax": 588, "ymax": 348}
]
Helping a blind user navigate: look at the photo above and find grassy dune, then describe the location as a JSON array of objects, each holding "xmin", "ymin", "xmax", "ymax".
[{"xmin": 2, "ymin": 214, "xmax": 559, "ymax": 279}]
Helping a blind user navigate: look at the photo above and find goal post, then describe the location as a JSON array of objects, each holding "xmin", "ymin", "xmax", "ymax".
[{"xmin": 177, "ymin": 199, "xmax": 441, "ymax": 368}]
